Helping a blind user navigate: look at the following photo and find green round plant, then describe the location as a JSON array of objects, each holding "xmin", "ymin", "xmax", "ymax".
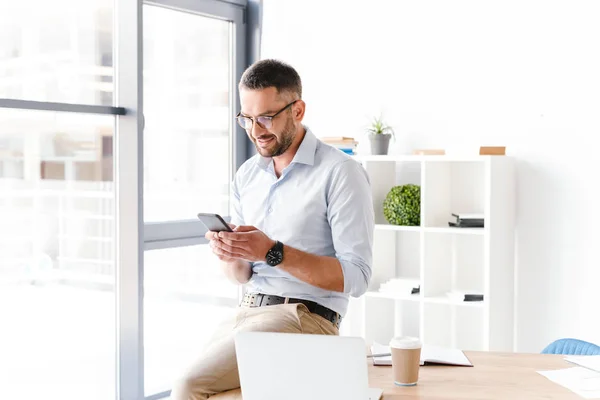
[{"xmin": 383, "ymin": 184, "xmax": 421, "ymax": 226}]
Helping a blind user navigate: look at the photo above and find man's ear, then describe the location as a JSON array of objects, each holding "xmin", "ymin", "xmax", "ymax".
[{"xmin": 294, "ymin": 99, "xmax": 306, "ymax": 121}]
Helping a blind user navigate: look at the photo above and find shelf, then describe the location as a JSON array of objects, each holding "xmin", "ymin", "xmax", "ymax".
[
  {"xmin": 423, "ymin": 227, "xmax": 485, "ymax": 235},
  {"xmin": 423, "ymin": 296, "xmax": 485, "ymax": 308},
  {"xmin": 374, "ymin": 224, "xmax": 420, "ymax": 232},
  {"xmin": 352, "ymin": 154, "xmax": 492, "ymax": 163},
  {"xmin": 374, "ymin": 224, "xmax": 484, "ymax": 235},
  {"xmin": 357, "ymin": 151, "xmax": 515, "ymax": 352},
  {"xmin": 365, "ymin": 292, "xmax": 484, "ymax": 308},
  {"xmin": 365, "ymin": 291, "xmax": 421, "ymax": 302}
]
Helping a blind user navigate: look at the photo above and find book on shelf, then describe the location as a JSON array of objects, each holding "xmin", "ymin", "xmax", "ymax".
[
  {"xmin": 479, "ymin": 146, "xmax": 506, "ymax": 155},
  {"xmin": 320, "ymin": 136, "xmax": 355, "ymax": 142},
  {"xmin": 320, "ymin": 136, "xmax": 358, "ymax": 155},
  {"xmin": 337, "ymin": 148, "xmax": 356, "ymax": 155},
  {"xmin": 370, "ymin": 342, "xmax": 473, "ymax": 367}
]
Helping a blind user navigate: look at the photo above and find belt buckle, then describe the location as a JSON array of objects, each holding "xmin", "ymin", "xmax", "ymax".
[{"xmin": 242, "ymin": 293, "xmax": 257, "ymax": 307}]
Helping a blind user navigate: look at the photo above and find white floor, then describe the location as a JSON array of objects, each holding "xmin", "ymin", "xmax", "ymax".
[{"xmin": 0, "ymin": 283, "xmax": 235, "ymax": 400}]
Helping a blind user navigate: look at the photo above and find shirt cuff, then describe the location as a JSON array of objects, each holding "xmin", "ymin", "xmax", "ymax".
[{"xmin": 339, "ymin": 257, "xmax": 370, "ymax": 297}]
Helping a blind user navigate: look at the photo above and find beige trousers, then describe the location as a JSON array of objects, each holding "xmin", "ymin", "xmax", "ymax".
[{"xmin": 170, "ymin": 303, "xmax": 339, "ymax": 400}]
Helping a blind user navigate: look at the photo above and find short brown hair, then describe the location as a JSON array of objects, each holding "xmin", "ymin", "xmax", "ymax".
[{"xmin": 239, "ymin": 59, "xmax": 302, "ymax": 99}]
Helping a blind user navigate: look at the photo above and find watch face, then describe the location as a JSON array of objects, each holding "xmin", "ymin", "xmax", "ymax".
[{"xmin": 266, "ymin": 250, "xmax": 283, "ymax": 266}]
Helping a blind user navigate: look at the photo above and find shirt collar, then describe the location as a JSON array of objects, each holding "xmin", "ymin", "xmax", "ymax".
[
  {"xmin": 291, "ymin": 127, "xmax": 317, "ymax": 166},
  {"xmin": 255, "ymin": 126, "xmax": 317, "ymax": 169}
]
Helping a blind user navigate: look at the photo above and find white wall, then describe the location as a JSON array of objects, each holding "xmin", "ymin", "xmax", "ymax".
[{"xmin": 261, "ymin": 0, "xmax": 600, "ymax": 352}]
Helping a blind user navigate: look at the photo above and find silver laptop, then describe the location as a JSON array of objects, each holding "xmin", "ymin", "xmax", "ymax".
[{"xmin": 234, "ymin": 331, "xmax": 383, "ymax": 400}]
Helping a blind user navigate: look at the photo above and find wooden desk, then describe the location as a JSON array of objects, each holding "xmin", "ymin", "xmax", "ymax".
[{"xmin": 369, "ymin": 351, "xmax": 580, "ymax": 399}]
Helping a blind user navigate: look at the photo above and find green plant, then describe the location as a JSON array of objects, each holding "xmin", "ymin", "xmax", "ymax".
[
  {"xmin": 383, "ymin": 184, "xmax": 420, "ymax": 226},
  {"xmin": 367, "ymin": 115, "xmax": 395, "ymax": 140}
]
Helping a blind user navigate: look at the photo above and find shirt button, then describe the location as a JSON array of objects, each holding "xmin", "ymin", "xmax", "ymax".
[{"xmin": 268, "ymin": 207, "xmax": 273, "ymax": 213}]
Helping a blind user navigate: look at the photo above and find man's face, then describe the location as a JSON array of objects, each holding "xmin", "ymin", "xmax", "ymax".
[{"xmin": 239, "ymin": 87, "xmax": 299, "ymax": 158}]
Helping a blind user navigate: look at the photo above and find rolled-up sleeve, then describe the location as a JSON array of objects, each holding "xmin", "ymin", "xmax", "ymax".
[{"xmin": 327, "ymin": 159, "xmax": 374, "ymax": 297}]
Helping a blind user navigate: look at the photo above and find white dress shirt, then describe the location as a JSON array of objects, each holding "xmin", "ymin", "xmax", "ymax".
[{"xmin": 230, "ymin": 127, "xmax": 374, "ymax": 317}]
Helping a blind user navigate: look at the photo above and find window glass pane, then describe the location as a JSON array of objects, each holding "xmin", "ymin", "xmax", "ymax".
[
  {"xmin": 0, "ymin": 0, "xmax": 113, "ymax": 105},
  {"xmin": 143, "ymin": 5, "xmax": 232, "ymax": 222},
  {"xmin": 0, "ymin": 109, "xmax": 115, "ymax": 400},
  {"xmin": 144, "ymin": 245, "xmax": 237, "ymax": 395}
]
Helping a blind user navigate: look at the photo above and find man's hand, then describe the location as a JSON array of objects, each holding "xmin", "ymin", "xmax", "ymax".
[
  {"xmin": 205, "ymin": 224, "xmax": 253, "ymax": 284},
  {"xmin": 216, "ymin": 225, "xmax": 275, "ymax": 263},
  {"xmin": 205, "ymin": 224, "xmax": 241, "ymax": 262}
]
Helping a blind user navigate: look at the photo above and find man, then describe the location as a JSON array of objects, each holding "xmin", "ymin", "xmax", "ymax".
[{"xmin": 171, "ymin": 59, "xmax": 374, "ymax": 400}]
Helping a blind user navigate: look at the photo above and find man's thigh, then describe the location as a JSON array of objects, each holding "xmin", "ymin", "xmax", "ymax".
[
  {"xmin": 170, "ymin": 311, "xmax": 241, "ymax": 399},
  {"xmin": 172, "ymin": 304, "xmax": 307, "ymax": 399}
]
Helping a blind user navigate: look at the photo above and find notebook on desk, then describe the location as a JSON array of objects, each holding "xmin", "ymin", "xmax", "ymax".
[{"xmin": 371, "ymin": 342, "xmax": 473, "ymax": 367}]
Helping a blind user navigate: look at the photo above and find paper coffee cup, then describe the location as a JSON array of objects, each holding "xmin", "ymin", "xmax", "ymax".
[{"xmin": 389, "ymin": 336, "xmax": 422, "ymax": 386}]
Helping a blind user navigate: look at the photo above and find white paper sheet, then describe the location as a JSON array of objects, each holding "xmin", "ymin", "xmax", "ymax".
[
  {"xmin": 420, "ymin": 344, "xmax": 472, "ymax": 366},
  {"xmin": 565, "ymin": 356, "xmax": 600, "ymax": 373},
  {"xmin": 538, "ymin": 367, "xmax": 600, "ymax": 399}
]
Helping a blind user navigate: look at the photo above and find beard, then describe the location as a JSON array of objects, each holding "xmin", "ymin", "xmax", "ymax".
[{"xmin": 252, "ymin": 115, "xmax": 296, "ymax": 157}]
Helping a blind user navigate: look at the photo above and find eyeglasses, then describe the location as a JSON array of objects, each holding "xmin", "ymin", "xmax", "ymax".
[{"xmin": 236, "ymin": 100, "xmax": 298, "ymax": 130}]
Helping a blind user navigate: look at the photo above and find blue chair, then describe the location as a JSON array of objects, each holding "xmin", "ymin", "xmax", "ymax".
[{"xmin": 542, "ymin": 338, "xmax": 600, "ymax": 356}]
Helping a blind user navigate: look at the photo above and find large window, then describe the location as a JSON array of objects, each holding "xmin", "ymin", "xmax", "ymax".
[
  {"xmin": 144, "ymin": 246, "xmax": 237, "ymax": 395},
  {"xmin": 0, "ymin": 0, "xmax": 116, "ymax": 396},
  {"xmin": 143, "ymin": 6, "xmax": 231, "ymax": 222},
  {"xmin": 0, "ymin": 99, "xmax": 116, "ymax": 400},
  {"xmin": 141, "ymin": 3, "xmax": 245, "ymax": 397},
  {"xmin": 0, "ymin": 0, "xmax": 113, "ymax": 105},
  {"xmin": 0, "ymin": 0, "xmax": 249, "ymax": 399}
]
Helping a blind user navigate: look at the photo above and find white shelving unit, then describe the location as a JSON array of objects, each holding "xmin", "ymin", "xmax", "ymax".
[{"xmin": 346, "ymin": 154, "xmax": 516, "ymax": 352}]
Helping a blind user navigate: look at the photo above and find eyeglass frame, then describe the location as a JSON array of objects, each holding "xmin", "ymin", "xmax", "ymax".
[{"xmin": 235, "ymin": 100, "xmax": 298, "ymax": 130}]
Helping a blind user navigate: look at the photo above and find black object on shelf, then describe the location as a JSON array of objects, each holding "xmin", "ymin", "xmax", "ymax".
[
  {"xmin": 449, "ymin": 213, "xmax": 484, "ymax": 228},
  {"xmin": 464, "ymin": 294, "xmax": 484, "ymax": 302},
  {"xmin": 411, "ymin": 285, "xmax": 420, "ymax": 295}
]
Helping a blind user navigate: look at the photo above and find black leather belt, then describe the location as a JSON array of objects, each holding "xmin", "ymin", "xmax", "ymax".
[{"xmin": 241, "ymin": 293, "xmax": 342, "ymax": 329}]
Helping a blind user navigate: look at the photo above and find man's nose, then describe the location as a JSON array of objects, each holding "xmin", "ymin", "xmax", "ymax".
[{"xmin": 251, "ymin": 120, "xmax": 267, "ymax": 137}]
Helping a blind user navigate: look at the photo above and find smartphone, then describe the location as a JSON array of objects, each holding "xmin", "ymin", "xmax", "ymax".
[{"xmin": 197, "ymin": 213, "xmax": 233, "ymax": 232}]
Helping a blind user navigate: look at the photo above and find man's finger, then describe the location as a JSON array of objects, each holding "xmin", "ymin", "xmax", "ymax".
[
  {"xmin": 213, "ymin": 246, "xmax": 244, "ymax": 259},
  {"xmin": 218, "ymin": 231, "xmax": 251, "ymax": 241},
  {"xmin": 213, "ymin": 240, "xmax": 246, "ymax": 257},
  {"xmin": 219, "ymin": 237, "xmax": 249, "ymax": 250},
  {"xmin": 215, "ymin": 241, "xmax": 245, "ymax": 256},
  {"xmin": 234, "ymin": 225, "xmax": 257, "ymax": 233}
]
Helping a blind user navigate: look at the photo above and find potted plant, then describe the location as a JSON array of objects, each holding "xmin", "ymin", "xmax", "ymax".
[
  {"xmin": 367, "ymin": 115, "xmax": 395, "ymax": 155},
  {"xmin": 383, "ymin": 184, "xmax": 420, "ymax": 226}
]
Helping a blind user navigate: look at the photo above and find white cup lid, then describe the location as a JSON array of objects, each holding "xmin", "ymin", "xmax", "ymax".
[{"xmin": 389, "ymin": 336, "xmax": 421, "ymax": 350}]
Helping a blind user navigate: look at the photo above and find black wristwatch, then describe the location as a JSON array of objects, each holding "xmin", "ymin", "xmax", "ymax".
[{"xmin": 265, "ymin": 240, "xmax": 284, "ymax": 267}]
